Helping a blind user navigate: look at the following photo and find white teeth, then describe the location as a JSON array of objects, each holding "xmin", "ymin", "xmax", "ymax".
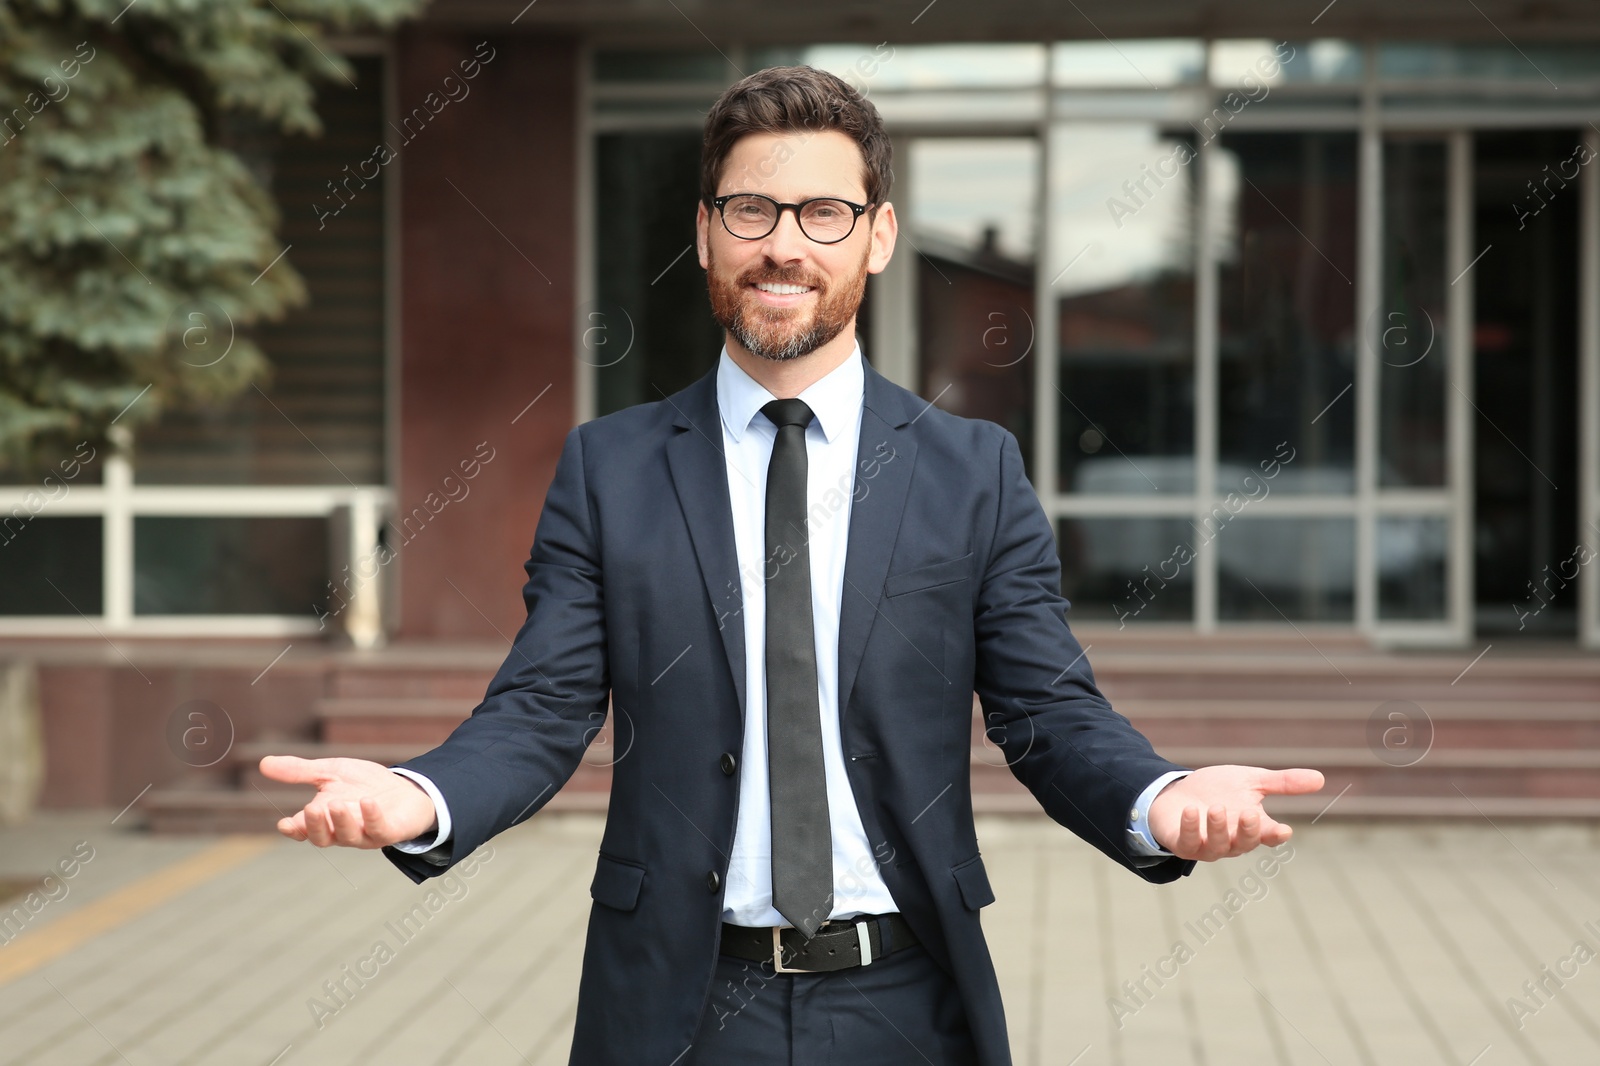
[{"xmin": 755, "ymin": 282, "xmax": 811, "ymax": 295}]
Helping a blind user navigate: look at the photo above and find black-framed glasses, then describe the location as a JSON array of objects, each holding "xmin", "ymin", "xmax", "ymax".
[{"xmin": 710, "ymin": 193, "xmax": 871, "ymax": 244}]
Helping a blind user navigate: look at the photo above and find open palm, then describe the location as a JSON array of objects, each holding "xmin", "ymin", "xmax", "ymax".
[
  {"xmin": 1148, "ymin": 764, "xmax": 1325, "ymax": 861},
  {"xmin": 259, "ymin": 755, "xmax": 438, "ymax": 849}
]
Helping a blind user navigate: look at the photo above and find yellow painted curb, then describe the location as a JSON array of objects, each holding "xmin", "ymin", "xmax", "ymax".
[{"xmin": 0, "ymin": 836, "xmax": 277, "ymax": 986}]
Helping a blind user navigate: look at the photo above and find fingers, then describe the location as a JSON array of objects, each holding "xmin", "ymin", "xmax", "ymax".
[
  {"xmin": 276, "ymin": 811, "xmax": 308, "ymax": 841},
  {"xmin": 360, "ymin": 795, "xmax": 394, "ymax": 845},
  {"xmin": 1174, "ymin": 804, "xmax": 1284, "ymax": 861},
  {"xmin": 1258, "ymin": 818, "xmax": 1293, "ymax": 847},
  {"xmin": 1175, "ymin": 806, "xmax": 1203, "ymax": 857},
  {"xmin": 1258, "ymin": 767, "xmax": 1325, "ymax": 796},
  {"xmin": 303, "ymin": 801, "xmax": 336, "ymax": 847},
  {"xmin": 285, "ymin": 796, "xmax": 393, "ymax": 849},
  {"xmin": 259, "ymin": 754, "xmax": 322, "ymax": 786},
  {"xmin": 1231, "ymin": 808, "xmax": 1262, "ymax": 856},
  {"xmin": 328, "ymin": 799, "xmax": 376, "ymax": 847}
]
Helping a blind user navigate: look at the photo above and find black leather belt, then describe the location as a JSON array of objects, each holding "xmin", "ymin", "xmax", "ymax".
[{"xmin": 719, "ymin": 913, "xmax": 918, "ymax": 973}]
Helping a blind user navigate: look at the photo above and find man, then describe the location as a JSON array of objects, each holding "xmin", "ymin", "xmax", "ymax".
[{"xmin": 263, "ymin": 65, "xmax": 1323, "ymax": 1065}]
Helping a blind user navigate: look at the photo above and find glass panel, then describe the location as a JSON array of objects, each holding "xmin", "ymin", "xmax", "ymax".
[
  {"xmin": 912, "ymin": 138, "xmax": 1038, "ymax": 471},
  {"xmin": 1057, "ymin": 517, "xmax": 1196, "ymax": 624},
  {"xmin": 1379, "ymin": 138, "xmax": 1448, "ymax": 488},
  {"xmin": 1474, "ymin": 131, "xmax": 1582, "ymax": 637},
  {"xmin": 135, "ymin": 54, "xmax": 387, "ymax": 486},
  {"xmin": 756, "ymin": 43, "xmax": 1045, "ymax": 90},
  {"xmin": 594, "ymin": 132, "xmax": 723, "ymax": 417},
  {"xmin": 1216, "ymin": 132, "xmax": 1358, "ymax": 495},
  {"xmin": 870, "ymin": 92, "xmax": 1045, "ymax": 127},
  {"xmin": 1051, "ymin": 40, "xmax": 1204, "ymax": 87},
  {"xmin": 0, "ymin": 516, "xmax": 102, "ymax": 615},
  {"xmin": 1378, "ymin": 43, "xmax": 1600, "ymax": 83},
  {"xmin": 1216, "ymin": 517, "xmax": 1355, "ymax": 622},
  {"xmin": 594, "ymin": 50, "xmax": 730, "ymax": 83},
  {"xmin": 1210, "ymin": 40, "xmax": 1363, "ymax": 86},
  {"xmin": 593, "ymin": 97, "xmax": 722, "ymax": 120},
  {"xmin": 134, "ymin": 516, "xmax": 330, "ymax": 616},
  {"xmin": 1378, "ymin": 515, "xmax": 1448, "ymax": 621},
  {"xmin": 1053, "ymin": 125, "xmax": 1197, "ymax": 495}
]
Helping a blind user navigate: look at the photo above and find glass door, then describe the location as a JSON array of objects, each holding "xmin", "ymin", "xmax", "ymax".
[
  {"xmin": 1364, "ymin": 132, "xmax": 1472, "ymax": 645},
  {"xmin": 1471, "ymin": 130, "xmax": 1585, "ymax": 639}
]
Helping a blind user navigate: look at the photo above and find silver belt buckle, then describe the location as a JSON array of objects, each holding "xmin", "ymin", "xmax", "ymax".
[{"xmin": 772, "ymin": 927, "xmax": 806, "ymax": 973}]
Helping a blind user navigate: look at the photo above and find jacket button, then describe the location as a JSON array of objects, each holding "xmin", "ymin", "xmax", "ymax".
[
  {"xmin": 706, "ymin": 869, "xmax": 721, "ymax": 892},
  {"xmin": 719, "ymin": 752, "xmax": 737, "ymax": 776}
]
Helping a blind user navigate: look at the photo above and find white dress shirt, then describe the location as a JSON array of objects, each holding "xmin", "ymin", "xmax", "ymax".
[
  {"xmin": 390, "ymin": 341, "xmax": 1179, "ymax": 903},
  {"xmin": 712, "ymin": 341, "xmax": 899, "ymax": 924}
]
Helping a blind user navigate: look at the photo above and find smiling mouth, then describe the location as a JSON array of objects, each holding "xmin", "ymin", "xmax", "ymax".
[{"xmin": 749, "ymin": 281, "xmax": 815, "ymax": 296}]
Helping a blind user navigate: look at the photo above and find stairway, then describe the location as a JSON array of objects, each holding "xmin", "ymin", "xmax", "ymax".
[
  {"xmin": 140, "ymin": 637, "xmax": 1600, "ymax": 832},
  {"xmin": 967, "ymin": 637, "xmax": 1600, "ymax": 820},
  {"xmin": 140, "ymin": 657, "xmax": 613, "ymax": 834}
]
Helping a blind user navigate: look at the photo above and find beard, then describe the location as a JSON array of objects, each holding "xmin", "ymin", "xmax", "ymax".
[{"xmin": 705, "ymin": 240, "xmax": 869, "ymax": 363}]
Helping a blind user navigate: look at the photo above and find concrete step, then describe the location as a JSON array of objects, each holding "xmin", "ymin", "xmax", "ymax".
[
  {"xmin": 969, "ymin": 791, "xmax": 1600, "ymax": 819},
  {"xmin": 968, "ymin": 699, "xmax": 1600, "ymax": 751},
  {"xmin": 970, "ymin": 745, "xmax": 1600, "ymax": 800},
  {"xmin": 314, "ymin": 698, "xmax": 471, "ymax": 744},
  {"xmin": 231, "ymin": 739, "xmax": 618, "ymax": 794},
  {"xmin": 1094, "ymin": 675, "xmax": 1600, "ymax": 702},
  {"xmin": 327, "ymin": 665, "xmax": 495, "ymax": 701},
  {"xmin": 139, "ymin": 783, "xmax": 609, "ymax": 835}
]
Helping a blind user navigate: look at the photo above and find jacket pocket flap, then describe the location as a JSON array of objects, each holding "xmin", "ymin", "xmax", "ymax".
[
  {"xmin": 590, "ymin": 853, "xmax": 646, "ymax": 911},
  {"xmin": 885, "ymin": 552, "xmax": 973, "ymax": 598},
  {"xmin": 950, "ymin": 853, "xmax": 995, "ymax": 910}
]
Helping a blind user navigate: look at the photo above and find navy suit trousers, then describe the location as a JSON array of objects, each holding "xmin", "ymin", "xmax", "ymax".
[{"xmin": 685, "ymin": 937, "xmax": 981, "ymax": 1065}]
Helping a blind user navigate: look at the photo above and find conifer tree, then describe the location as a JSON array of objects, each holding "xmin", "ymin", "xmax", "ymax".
[{"xmin": 0, "ymin": 0, "xmax": 423, "ymax": 471}]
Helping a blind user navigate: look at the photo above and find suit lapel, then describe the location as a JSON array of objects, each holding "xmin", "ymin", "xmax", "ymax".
[
  {"xmin": 664, "ymin": 368, "xmax": 749, "ymax": 717},
  {"xmin": 664, "ymin": 357, "xmax": 922, "ymax": 728},
  {"xmin": 835, "ymin": 363, "xmax": 918, "ymax": 723}
]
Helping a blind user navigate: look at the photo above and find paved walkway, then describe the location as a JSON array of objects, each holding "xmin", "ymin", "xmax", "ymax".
[{"xmin": 3, "ymin": 811, "xmax": 1599, "ymax": 1065}]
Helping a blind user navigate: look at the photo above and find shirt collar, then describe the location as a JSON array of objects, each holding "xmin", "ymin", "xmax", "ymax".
[{"xmin": 717, "ymin": 340, "xmax": 864, "ymax": 445}]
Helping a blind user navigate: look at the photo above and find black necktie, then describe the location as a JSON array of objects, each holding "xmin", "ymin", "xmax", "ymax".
[{"xmin": 761, "ymin": 398, "xmax": 832, "ymax": 940}]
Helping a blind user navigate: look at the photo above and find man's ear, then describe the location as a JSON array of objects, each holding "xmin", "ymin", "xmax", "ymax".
[
  {"xmin": 867, "ymin": 200, "xmax": 898, "ymax": 275},
  {"xmin": 696, "ymin": 200, "xmax": 710, "ymax": 270}
]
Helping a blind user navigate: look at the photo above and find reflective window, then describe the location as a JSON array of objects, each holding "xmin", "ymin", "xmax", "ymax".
[
  {"xmin": 1053, "ymin": 125, "xmax": 1197, "ymax": 495},
  {"xmin": 1378, "ymin": 43, "xmax": 1600, "ymax": 83},
  {"xmin": 1216, "ymin": 132, "xmax": 1358, "ymax": 495},
  {"xmin": 1473, "ymin": 130, "xmax": 1582, "ymax": 635},
  {"xmin": 1216, "ymin": 517, "xmax": 1355, "ymax": 622},
  {"xmin": 1051, "ymin": 40, "xmax": 1204, "ymax": 87},
  {"xmin": 1058, "ymin": 517, "xmax": 1196, "ymax": 623},
  {"xmin": 1210, "ymin": 40, "xmax": 1363, "ymax": 85},
  {"xmin": 593, "ymin": 132, "xmax": 723, "ymax": 417},
  {"xmin": 1380, "ymin": 138, "xmax": 1448, "ymax": 488},
  {"xmin": 757, "ymin": 43, "xmax": 1045, "ymax": 90},
  {"xmin": 0, "ymin": 517, "xmax": 102, "ymax": 615},
  {"xmin": 912, "ymin": 138, "xmax": 1038, "ymax": 467},
  {"xmin": 595, "ymin": 50, "xmax": 730, "ymax": 83},
  {"xmin": 1378, "ymin": 515, "xmax": 1448, "ymax": 620},
  {"xmin": 134, "ymin": 517, "xmax": 330, "ymax": 616}
]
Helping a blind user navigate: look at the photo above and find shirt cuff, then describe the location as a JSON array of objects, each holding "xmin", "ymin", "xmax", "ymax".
[
  {"xmin": 387, "ymin": 768, "xmax": 452, "ymax": 853},
  {"xmin": 1126, "ymin": 770, "xmax": 1190, "ymax": 858}
]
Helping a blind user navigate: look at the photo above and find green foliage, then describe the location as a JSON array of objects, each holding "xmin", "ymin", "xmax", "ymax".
[{"xmin": 0, "ymin": 0, "xmax": 424, "ymax": 470}]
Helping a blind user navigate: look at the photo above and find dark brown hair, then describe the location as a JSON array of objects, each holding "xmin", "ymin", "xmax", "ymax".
[{"xmin": 700, "ymin": 65, "xmax": 893, "ymax": 208}]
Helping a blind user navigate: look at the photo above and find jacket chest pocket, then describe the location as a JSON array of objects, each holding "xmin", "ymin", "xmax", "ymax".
[{"xmin": 884, "ymin": 552, "xmax": 973, "ymax": 599}]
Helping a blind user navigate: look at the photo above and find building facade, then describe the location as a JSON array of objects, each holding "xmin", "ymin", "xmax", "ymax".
[{"xmin": 4, "ymin": 1, "xmax": 1599, "ymax": 665}]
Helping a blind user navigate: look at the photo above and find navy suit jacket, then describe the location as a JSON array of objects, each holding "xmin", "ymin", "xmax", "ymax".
[{"xmin": 384, "ymin": 355, "xmax": 1194, "ymax": 1065}]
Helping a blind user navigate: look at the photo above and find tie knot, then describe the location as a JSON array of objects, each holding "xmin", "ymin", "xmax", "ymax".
[{"xmin": 762, "ymin": 398, "xmax": 814, "ymax": 431}]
